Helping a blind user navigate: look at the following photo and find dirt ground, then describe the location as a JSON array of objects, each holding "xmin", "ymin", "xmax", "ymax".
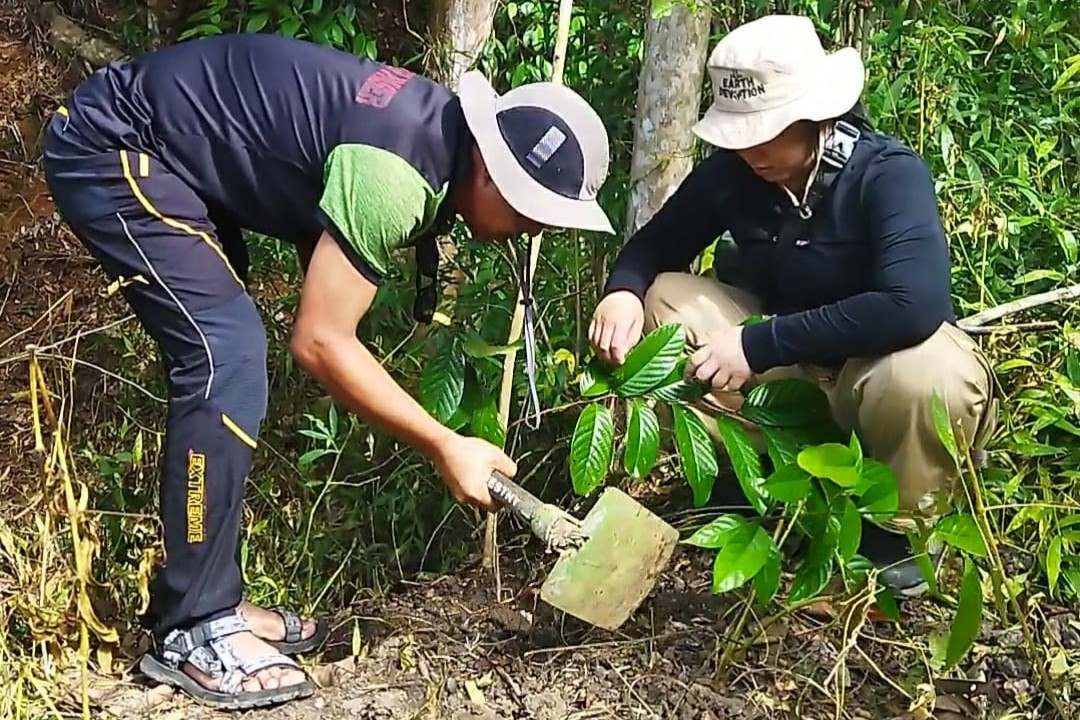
[{"xmin": 1, "ymin": 4, "xmax": 1077, "ymax": 719}]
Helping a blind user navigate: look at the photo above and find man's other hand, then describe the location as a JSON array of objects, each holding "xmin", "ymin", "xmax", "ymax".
[{"xmin": 687, "ymin": 326, "xmax": 752, "ymax": 392}]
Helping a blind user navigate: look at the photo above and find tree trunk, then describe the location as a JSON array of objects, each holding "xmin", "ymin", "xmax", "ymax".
[
  {"xmin": 422, "ymin": 0, "xmax": 497, "ymax": 333},
  {"xmin": 426, "ymin": 0, "xmax": 497, "ymax": 91},
  {"xmin": 624, "ymin": 4, "xmax": 713, "ymax": 237}
]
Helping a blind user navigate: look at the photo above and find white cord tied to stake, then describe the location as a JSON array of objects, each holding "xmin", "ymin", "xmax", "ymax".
[{"xmin": 516, "ymin": 235, "xmax": 542, "ymax": 430}]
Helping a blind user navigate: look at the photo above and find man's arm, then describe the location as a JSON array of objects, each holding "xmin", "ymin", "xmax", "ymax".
[
  {"xmin": 290, "ymin": 232, "xmax": 515, "ymax": 508},
  {"xmin": 740, "ymin": 149, "xmax": 954, "ymax": 373}
]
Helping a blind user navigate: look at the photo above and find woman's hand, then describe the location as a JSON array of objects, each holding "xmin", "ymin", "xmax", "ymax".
[
  {"xmin": 687, "ymin": 326, "xmax": 752, "ymax": 391},
  {"xmin": 589, "ymin": 291, "xmax": 645, "ymax": 366}
]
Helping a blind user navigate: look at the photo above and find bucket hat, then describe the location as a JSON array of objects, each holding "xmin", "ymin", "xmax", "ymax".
[{"xmin": 693, "ymin": 15, "xmax": 865, "ymax": 150}]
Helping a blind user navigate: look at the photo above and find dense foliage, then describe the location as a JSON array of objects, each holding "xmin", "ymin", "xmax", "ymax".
[{"xmin": 1, "ymin": 0, "xmax": 1077, "ymax": 715}]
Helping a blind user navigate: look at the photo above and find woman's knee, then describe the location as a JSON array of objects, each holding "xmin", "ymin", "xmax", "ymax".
[{"xmin": 642, "ymin": 272, "xmax": 758, "ymax": 341}]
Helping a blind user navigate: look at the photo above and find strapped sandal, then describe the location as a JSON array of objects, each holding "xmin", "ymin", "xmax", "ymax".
[
  {"xmin": 264, "ymin": 606, "xmax": 329, "ymax": 655},
  {"xmin": 139, "ymin": 611, "xmax": 316, "ymax": 710}
]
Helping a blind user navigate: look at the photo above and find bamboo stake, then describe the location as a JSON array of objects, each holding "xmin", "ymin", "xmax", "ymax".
[{"xmin": 483, "ymin": 0, "xmax": 576, "ymax": 575}]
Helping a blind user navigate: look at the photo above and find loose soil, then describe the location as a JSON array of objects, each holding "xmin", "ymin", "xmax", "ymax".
[{"xmin": 1, "ymin": 4, "xmax": 1076, "ymax": 720}]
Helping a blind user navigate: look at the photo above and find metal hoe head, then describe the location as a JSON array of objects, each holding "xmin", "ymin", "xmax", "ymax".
[{"xmin": 539, "ymin": 487, "xmax": 678, "ymax": 630}]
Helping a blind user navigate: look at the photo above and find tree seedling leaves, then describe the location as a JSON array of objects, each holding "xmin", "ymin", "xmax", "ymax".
[
  {"xmin": 741, "ymin": 379, "xmax": 831, "ymax": 428},
  {"xmin": 754, "ymin": 541, "xmax": 782, "ymax": 605},
  {"xmin": 579, "ymin": 359, "xmax": 614, "ymax": 397},
  {"xmin": 646, "ymin": 359, "xmax": 708, "ymax": 403},
  {"xmin": 673, "ymin": 406, "xmax": 718, "ymax": 507},
  {"xmin": 419, "ymin": 339, "xmax": 466, "ymax": 424},
  {"xmin": 839, "ymin": 499, "xmax": 862, "ymax": 561},
  {"xmin": 570, "ymin": 403, "xmax": 614, "ymax": 496},
  {"xmin": 856, "ymin": 460, "xmax": 899, "ymax": 519},
  {"xmin": 849, "ymin": 432, "xmax": 863, "ymax": 467},
  {"xmin": 762, "ymin": 427, "xmax": 800, "ymax": 469},
  {"xmin": 933, "ymin": 514, "xmax": 989, "ymax": 558},
  {"xmin": 683, "ymin": 514, "xmax": 744, "ymax": 549},
  {"xmin": 716, "ymin": 416, "xmax": 767, "ymax": 514},
  {"xmin": 946, "ymin": 561, "xmax": 984, "ymax": 668},
  {"xmin": 1046, "ymin": 535, "xmax": 1064, "ymax": 594},
  {"xmin": 623, "ymin": 400, "xmax": 660, "ymax": 479},
  {"xmin": 798, "ymin": 443, "xmax": 860, "ymax": 488},
  {"xmin": 613, "ymin": 323, "xmax": 686, "ymax": 396},
  {"xmin": 762, "ymin": 464, "xmax": 811, "ymax": 503},
  {"xmin": 789, "ymin": 559, "xmax": 833, "ymax": 604},
  {"xmin": 931, "ymin": 392, "xmax": 960, "ymax": 467},
  {"xmin": 806, "ymin": 516, "xmax": 841, "ymax": 569},
  {"xmin": 711, "ymin": 522, "xmax": 774, "ymax": 594}
]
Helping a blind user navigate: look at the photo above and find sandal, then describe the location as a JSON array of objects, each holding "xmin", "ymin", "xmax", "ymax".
[
  {"xmin": 139, "ymin": 612, "xmax": 316, "ymax": 710},
  {"xmin": 264, "ymin": 606, "xmax": 329, "ymax": 655}
]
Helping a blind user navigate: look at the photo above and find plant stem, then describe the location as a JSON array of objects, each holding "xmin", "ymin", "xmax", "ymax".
[
  {"xmin": 715, "ymin": 503, "xmax": 803, "ymax": 679},
  {"xmin": 962, "ymin": 451, "xmax": 1069, "ymax": 718}
]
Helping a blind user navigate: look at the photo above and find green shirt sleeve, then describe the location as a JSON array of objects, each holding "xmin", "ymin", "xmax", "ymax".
[{"xmin": 317, "ymin": 144, "xmax": 446, "ymax": 279}]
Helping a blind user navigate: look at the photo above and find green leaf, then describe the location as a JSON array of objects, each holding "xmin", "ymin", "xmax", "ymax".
[
  {"xmin": 753, "ymin": 543, "xmax": 782, "ymax": 605},
  {"xmin": 650, "ymin": 0, "xmax": 676, "ymax": 19},
  {"xmin": 570, "ymin": 403, "xmax": 615, "ymax": 496},
  {"xmin": 673, "ymin": 406, "xmax": 718, "ymax": 507},
  {"xmin": 419, "ymin": 340, "xmax": 466, "ymax": 424},
  {"xmin": 646, "ymin": 359, "xmax": 708, "ymax": 402},
  {"xmin": 741, "ymin": 379, "xmax": 831, "ymax": 428},
  {"xmin": 856, "ymin": 460, "xmax": 899, "ymax": 519},
  {"xmin": 931, "ymin": 392, "xmax": 960, "ymax": 466},
  {"xmin": 797, "ymin": 443, "xmax": 860, "ymax": 487},
  {"xmin": 762, "ymin": 427, "xmax": 800, "ymax": 469},
  {"xmin": 683, "ymin": 514, "xmax": 744, "ymax": 549},
  {"xmin": 613, "ymin": 324, "xmax": 686, "ymax": 396},
  {"xmin": 463, "ymin": 333, "xmax": 522, "ymax": 358},
  {"xmin": 849, "ymin": 432, "xmax": 863, "ymax": 467},
  {"xmin": 579, "ymin": 359, "xmax": 614, "ymax": 398},
  {"xmin": 245, "ymin": 12, "xmax": 270, "ymax": 32},
  {"xmin": 623, "ymin": 401, "xmax": 660, "ymax": 479},
  {"xmin": 298, "ymin": 448, "xmax": 330, "ymax": 468},
  {"xmin": 1067, "ymin": 350, "xmax": 1080, "ymax": 387},
  {"xmin": 1046, "ymin": 535, "xmax": 1064, "ymax": 593},
  {"xmin": 711, "ymin": 523, "xmax": 774, "ymax": 594},
  {"xmin": 789, "ymin": 560, "xmax": 832, "ymax": 604},
  {"xmin": 933, "ymin": 514, "xmax": 988, "ymax": 558},
  {"xmin": 762, "ymin": 464, "xmax": 811, "ymax": 503},
  {"xmin": 875, "ymin": 589, "xmax": 901, "ymax": 623},
  {"xmin": 839, "ymin": 499, "xmax": 862, "ymax": 561},
  {"xmin": 469, "ymin": 400, "xmax": 506, "ymax": 449},
  {"xmin": 806, "ymin": 516, "xmax": 840, "ymax": 569},
  {"xmin": 945, "ymin": 561, "xmax": 984, "ymax": 668},
  {"xmin": 716, "ymin": 416, "xmax": 767, "ymax": 514}
]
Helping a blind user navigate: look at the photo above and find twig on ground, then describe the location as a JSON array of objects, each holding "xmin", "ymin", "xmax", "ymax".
[
  {"xmin": 964, "ymin": 320, "xmax": 1059, "ymax": 335},
  {"xmin": 959, "ymin": 282, "xmax": 1080, "ymax": 329},
  {"xmin": 606, "ymin": 661, "xmax": 659, "ymax": 718}
]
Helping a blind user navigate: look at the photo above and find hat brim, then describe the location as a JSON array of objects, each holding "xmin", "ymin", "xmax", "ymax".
[
  {"xmin": 692, "ymin": 48, "xmax": 865, "ymax": 150},
  {"xmin": 458, "ymin": 72, "xmax": 615, "ymax": 235}
]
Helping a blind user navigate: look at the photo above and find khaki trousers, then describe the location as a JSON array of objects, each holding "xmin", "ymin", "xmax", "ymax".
[{"xmin": 645, "ymin": 273, "xmax": 997, "ymax": 519}]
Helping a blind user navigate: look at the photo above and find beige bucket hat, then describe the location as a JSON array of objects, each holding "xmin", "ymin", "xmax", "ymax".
[
  {"xmin": 693, "ymin": 15, "xmax": 865, "ymax": 151},
  {"xmin": 458, "ymin": 71, "xmax": 614, "ymax": 234}
]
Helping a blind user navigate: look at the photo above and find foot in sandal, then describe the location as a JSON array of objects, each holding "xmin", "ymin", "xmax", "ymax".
[
  {"xmin": 238, "ymin": 600, "xmax": 328, "ymax": 655},
  {"xmin": 140, "ymin": 611, "xmax": 315, "ymax": 709}
]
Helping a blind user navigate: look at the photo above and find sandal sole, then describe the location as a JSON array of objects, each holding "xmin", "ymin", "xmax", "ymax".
[{"xmin": 139, "ymin": 654, "xmax": 315, "ymax": 710}]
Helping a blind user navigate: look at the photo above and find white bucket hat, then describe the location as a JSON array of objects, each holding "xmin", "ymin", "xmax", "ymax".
[
  {"xmin": 693, "ymin": 15, "xmax": 865, "ymax": 151},
  {"xmin": 458, "ymin": 71, "xmax": 614, "ymax": 234}
]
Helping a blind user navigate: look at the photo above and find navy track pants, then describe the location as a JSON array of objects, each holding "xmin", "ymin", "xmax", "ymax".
[{"xmin": 43, "ymin": 109, "xmax": 267, "ymax": 639}]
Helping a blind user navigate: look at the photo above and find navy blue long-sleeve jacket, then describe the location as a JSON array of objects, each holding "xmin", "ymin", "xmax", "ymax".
[{"xmin": 604, "ymin": 130, "xmax": 956, "ymax": 373}]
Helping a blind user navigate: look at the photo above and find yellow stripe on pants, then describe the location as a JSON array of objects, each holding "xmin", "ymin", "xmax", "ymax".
[
  {"xmin": 119, "ymin": 150, "xmax": 242, "ymax": 286},
  {"xmin": 222, "ymin": 414, "xmax": 257, "ymax": 449}
]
